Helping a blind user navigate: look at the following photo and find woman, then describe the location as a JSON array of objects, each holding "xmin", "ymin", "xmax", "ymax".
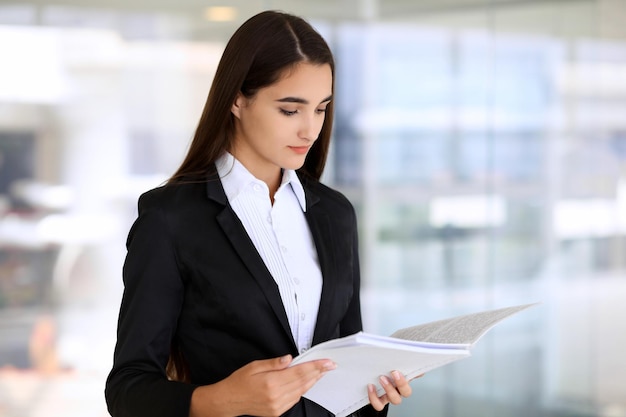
[{"xmin": 105, "ymin": 10, "xmax": 412, "ymax": 417}]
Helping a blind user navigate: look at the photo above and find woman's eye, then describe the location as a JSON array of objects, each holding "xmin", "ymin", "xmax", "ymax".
[
  {"xmin": 316, "ymin": 107, "xmax": 327, "ymax": 114},
  {"xmin": 280, "ymin": 109, "xmax": 298, "ymax": 116}
]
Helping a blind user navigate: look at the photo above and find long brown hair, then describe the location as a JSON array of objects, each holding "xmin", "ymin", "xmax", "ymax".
[
  {"xmin": 168, "ymin": 10, "xmax": 335, "ymax": 183},
  {"xmin": 165, "ymin": 10, "xmax": 335, "ymax": 382}
]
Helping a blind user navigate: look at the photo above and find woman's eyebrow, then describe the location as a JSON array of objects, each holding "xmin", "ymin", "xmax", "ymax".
[{"xmin": 275, "ymin": 95, "xmax": 333, "ymax": 105}]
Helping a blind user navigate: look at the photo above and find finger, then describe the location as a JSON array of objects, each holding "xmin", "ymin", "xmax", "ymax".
[
  {"xmin": 289, "ymin": 358, "xmax": 337, "ymax": 376},
  {"xmin": 367, "ymin": 384, "xmax": 388, "ymax": 411},
  {"xmin": 379, "ymin": 375, "xmax": 404, "ymax": 405},
  {"xmin": 283, "ymin": 359, "xmax": 337, "ymax": 390},
  {"xmin": 391, "ymin": 371, "xmax": 413, "ymax": 397},
  {"xmin": 247, "ymin": 354, "xmax": 293, "ymax": 375},
  {"xmin": 262, "ymin": 358, "xmax": 335, "ymax": 397}
]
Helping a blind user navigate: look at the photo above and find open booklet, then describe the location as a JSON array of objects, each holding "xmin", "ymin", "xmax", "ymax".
[{"xmin": 291, "ymin": 303, "xmax": 538, "ymax": 417}]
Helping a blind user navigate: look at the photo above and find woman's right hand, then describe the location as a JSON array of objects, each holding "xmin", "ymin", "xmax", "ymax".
[{"xmin": 190, "ymin": 354, "xmax": 336, "ymax": 417}]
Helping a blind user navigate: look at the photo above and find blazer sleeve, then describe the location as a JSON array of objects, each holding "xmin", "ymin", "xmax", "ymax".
[{"xmin": 105, "ymin": 193, "xmax": 198, "ymax": 417}]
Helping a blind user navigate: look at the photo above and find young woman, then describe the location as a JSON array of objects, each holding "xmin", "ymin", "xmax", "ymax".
[{"xmin": 105, "ymin": 10, "xmax": 412, "ymax": 417}]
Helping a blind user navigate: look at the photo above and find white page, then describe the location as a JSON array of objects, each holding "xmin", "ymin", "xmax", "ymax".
[
  {"xmin": 292, "ymin": 334, "xmax": 470, "ymax": 416},
  {"xmin": 391, "ymin": 303, "xmax": 537, "ymax": 346},
  {"xmin": 292, "ymin": 303, "xmax": 538, "ymax": 416}
]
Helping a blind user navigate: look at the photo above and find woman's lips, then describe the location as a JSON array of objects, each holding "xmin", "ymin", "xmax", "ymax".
[{"xmin": 288, "ymin": 146, "xmax": 310, "ymax": 155}]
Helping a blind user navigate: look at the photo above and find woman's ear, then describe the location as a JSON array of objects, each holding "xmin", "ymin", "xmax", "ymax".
[{"xmin": 231, "ymin": 93, "xmax": 245, "ymax": 119}]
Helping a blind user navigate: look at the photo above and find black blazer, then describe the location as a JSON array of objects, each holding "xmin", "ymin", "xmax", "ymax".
[{"xmin": 105, "ymin": 172, "xmax": 385, "ymax": 417}]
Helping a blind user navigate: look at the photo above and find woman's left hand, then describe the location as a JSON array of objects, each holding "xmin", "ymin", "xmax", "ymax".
[{"xmin": 367, "ymin": 371, "xmax": 416, "ymax": 411}]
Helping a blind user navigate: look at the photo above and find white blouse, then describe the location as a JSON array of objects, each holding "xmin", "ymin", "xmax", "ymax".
[{"xmin": 216, "ymin": 152, "xmax": 322, "ymax": 354}]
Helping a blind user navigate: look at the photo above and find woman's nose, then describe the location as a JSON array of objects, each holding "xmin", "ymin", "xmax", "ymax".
[{"xmin": 299, "ymin": 114, "xmax": 322, "ymax": 141}]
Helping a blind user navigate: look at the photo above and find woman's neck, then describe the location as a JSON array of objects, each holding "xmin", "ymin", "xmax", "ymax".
[{"xmin": 229, "ymin": 150, "xmax": 282, "ymax": 203}]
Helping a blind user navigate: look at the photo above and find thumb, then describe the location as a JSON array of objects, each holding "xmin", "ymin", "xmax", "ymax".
[
  {"xmin": 277, "ymin": 354, "xmax": 293, "ymax": 367},
  {"xmin": 250, "ymin": 354, "xmax": 293, "ymax": 374}
]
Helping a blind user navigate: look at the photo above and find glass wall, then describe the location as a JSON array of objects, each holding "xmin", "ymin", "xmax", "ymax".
[{"xmin": 0, "ymin": 1, "xmax": 625, "ymax": 417}]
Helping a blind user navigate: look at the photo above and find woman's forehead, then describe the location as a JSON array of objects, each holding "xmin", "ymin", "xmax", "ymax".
[{"xmin": 263, "ymin": 63, "xmax": 333, "ymax": 101}]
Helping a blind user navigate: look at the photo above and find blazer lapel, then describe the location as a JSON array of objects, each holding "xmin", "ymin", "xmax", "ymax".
[
  {"xmin": 205, "ymin": 175, "xmax": 296, "ymax": 349},
  {"xmin": 302, "ymin": 186, "xmax": 340, "ymax": 345}
]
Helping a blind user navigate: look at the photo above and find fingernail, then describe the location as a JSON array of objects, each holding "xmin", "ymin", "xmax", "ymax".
[
  {"xmin": 367, "ymin": 383, "xmax": 376, "ymax": 393},
  {"xmin": 391, "ymin": 370, "xmax": 401, "ymax": 381},
  {"xmin": 324, "ymin": 361, "xmax": 337, "ymax": 371},
  {"xmin": 280, "ymin": 354, "xmax": 292, "ymax": 363},
  {"xmin": 379, "ymin": 375, "xmax": 390, "ymax": 386}
]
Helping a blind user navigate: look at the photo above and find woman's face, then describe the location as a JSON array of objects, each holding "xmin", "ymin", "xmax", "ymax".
[{"xmin": 230, "ymin": 62, "xmax": 332, "ymax": 182}]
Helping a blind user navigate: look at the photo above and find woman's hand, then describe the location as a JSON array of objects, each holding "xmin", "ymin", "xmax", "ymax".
[
  {"xmin": 190, "ymin": 354, "xmax": 336, "ymax": 417},
  {"xmin": 367, "ymin": 371, "xmax": 420, "ymax": 411}
]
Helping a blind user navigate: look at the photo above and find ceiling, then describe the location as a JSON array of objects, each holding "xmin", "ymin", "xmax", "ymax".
[
  {"xmin": 0, "ymin": 0, "xmax": 531, "ymax": 18},
  {"xmin": 0, "ymin": 0, "xmax": 620, "ymax": 42}
]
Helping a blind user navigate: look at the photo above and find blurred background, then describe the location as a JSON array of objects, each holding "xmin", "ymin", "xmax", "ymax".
[{"xmin": 0, "ymin": 0, "xmax": 625, "ymax": 416}]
